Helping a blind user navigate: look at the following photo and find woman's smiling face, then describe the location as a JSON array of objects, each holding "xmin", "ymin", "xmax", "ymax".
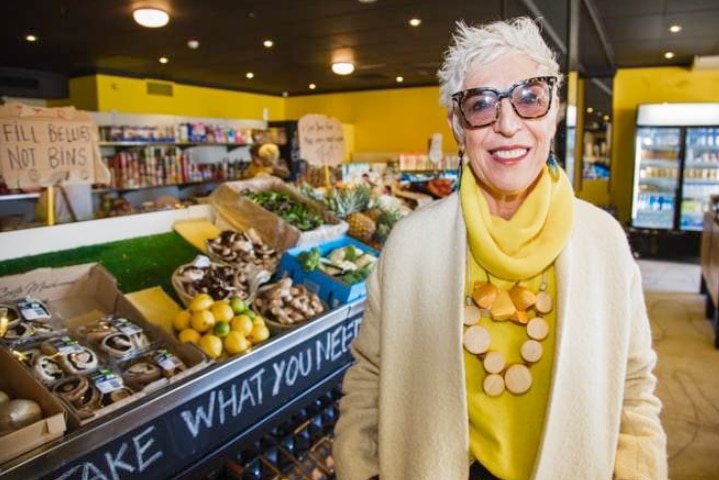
[{"xmin": 460, "ymin": 53, "xmax": 559, "ymax": 203}]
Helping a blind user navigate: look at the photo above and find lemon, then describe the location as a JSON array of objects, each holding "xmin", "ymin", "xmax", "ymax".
[
  {"xmin": 191, "ymin": 309, "xmax": 216, "ymax": 333},
  {"xmin": 248, "ymin": 323, "xmax": 270, "ymax": 345},
  {"xmin": 252, "ymin": 314, "xmax": 266, "ymax": 327},
  {"xmin": 198, "ymin": 334, "xmax": 223, "ymax": 359},
  {"xmin": 224, "ymin": 331, "xmax": 252, "ymax": 355},
  {"xmin": 178, "ymin": 328, "xmax": 201, "ymax": 344},
  {"xmin": 173, "ymin": 310, "xmax": 192, "ymax": 331},
  {"xmin": 211, "ymin": 302, "xmax": 235, "ymax": 323},
  {"xmin": 213, "ymin": 321, "xmax": 231, "ymax": 338},
  {"xmin": 230, "ymin": 314, "xmax": 254, "ymax": 336},
  {"xmin": 189, "ymin": 293, "xmax": 214, "ymax": 312}
]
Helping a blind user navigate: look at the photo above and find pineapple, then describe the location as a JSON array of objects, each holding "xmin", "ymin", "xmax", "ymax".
[
  {"xmin": 348, "ymin": 212, "xmax": 377, "ymax": 243},
  {"xmin": 325, "ymin": 185, "xmax": 377, "ymax": 242},
  {"xmin": 373, "ymin": 208, "xmax": 404, "ymax": 245}
]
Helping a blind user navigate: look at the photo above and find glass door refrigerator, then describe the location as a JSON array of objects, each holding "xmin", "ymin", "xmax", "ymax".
[
  {"xmin": 631, "ymin": 103, "xmax": 719, "ymax": 233},
  {"xmin": 680, "ymin": 127, "xmax": 719, "ymax": 231}
]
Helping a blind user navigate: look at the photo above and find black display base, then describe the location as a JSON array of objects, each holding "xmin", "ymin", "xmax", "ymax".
[{"xmin": 626, "ymin": 228, "xmax": 701, "ymax": 262}]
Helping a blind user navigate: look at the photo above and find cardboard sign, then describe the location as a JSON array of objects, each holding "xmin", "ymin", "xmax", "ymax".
[
  {"xmin": 0, "ymin": 103, "xmax": 109, "ymax": 189},
  {"xmin": 298, "ymin": 114, "xmax": 345, "ymax": 166}
]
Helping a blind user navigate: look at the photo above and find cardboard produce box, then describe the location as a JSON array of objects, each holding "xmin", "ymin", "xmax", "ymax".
[
  {"xmin": 209, "ymin": 176, "xmax": 348, "ymax": 252},
  {"xmin": 0, "ymin": 347, "xmax": 66, "ymax": 465},
  {"xmin": 0, "ymin": 263, "xmax": 208, "ymax": 427}
]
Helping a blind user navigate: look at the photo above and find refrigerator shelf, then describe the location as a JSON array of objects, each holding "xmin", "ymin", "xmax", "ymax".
[{"xmin": 685, "ymin": 161, "xmax": 719, "ymax": 168}]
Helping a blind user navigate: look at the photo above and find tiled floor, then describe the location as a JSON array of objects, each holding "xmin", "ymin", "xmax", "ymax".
[{"xmin": 638, "ymin": 259, "xmax": 719, "ymax": 480}]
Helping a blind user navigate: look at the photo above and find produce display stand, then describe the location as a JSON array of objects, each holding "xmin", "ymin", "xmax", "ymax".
[{"xmin": 0, "ymin": 206, "xmax": 363, "ymax": 479}]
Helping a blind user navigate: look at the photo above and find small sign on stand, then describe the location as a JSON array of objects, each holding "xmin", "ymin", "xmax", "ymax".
[
  {"xmin": 0, "ymin": 103, "xmax": 109, "ymax": 224},
  {"xmin": 298, "ymin": 114, "xmax": 345, "ymax": 188}
]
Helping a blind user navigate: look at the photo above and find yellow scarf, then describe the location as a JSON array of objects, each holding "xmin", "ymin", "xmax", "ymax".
[{"xmin": 460, "ymin": 164, "xmax": 575, "ymax": 280}]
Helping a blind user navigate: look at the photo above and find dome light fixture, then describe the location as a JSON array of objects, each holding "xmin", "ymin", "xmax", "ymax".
[
  {"xmin": 187, "ymin": 39, "xmax": 200, "ymax": 49},
  {"xmin": 25, "ymin": 34, "xmax": 38, "ymax": 42},
  {"xmin": 409, "ymin": 18, "xmax": 422, "ymax": 27},
  {"xmin": 246, "ymin": 72, "xmax": 255, "ymax": 79},
  {"xmin": 664, "ymin": 51, "xmax": 675, "ymax": 59},
  {"xmin": 669, "ymin": 25, "xmax": 682, "ymax": 33},
  {"xmin": 263, "ymin": 40, "xmax": 274, "ymax": 48},
  {"xmin": 158, "ymin": 56, "xmax": 169, "ymax": 64},
  {"xmin": 331, "ymin": 62, "xmax": 355, "ymax": 75},
  {"xmin": 309, "ymin": 83, "xmax": 317, "ymax": 90},
  {"xmin": 133, "ymin": 8, "xmax": 170, "ymax": 28},
  {"xmin": 396, "ymin": 76, "xmax": 404, "ymax": 83}
]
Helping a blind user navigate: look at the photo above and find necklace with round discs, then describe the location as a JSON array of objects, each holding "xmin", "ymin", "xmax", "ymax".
[{"xmin": 462, "ymin": 270, "xmax": 552, "ymax": 396}]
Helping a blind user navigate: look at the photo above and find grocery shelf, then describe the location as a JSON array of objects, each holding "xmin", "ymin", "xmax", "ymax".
[
  {"xmin": 0, "ymin": 192, "xmax": 40, "ymax": 202},
  {"xmin": 0, "ymin": 299, "xmax": 364, "ymax": 480}
]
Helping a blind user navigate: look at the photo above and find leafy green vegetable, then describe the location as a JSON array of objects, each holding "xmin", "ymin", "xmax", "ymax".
[{"xmin": 297, "ymin": 247, "xmax": 321, "ymax": 272}]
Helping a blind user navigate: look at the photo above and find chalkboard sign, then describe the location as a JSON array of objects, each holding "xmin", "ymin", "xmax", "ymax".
[
  {"xmin": 41, "ymin": 313, "xmax": 362, "ymax": 480},
  {"xmin": 297, "ymin": 114, "xmax": 345, "ymax": 166},
  {"xmin": 0, "ymin": 103, "xmax": 110, "ymax": 189}
]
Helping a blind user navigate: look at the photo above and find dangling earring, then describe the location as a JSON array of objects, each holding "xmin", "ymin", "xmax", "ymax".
[
  {"xmin": 456, "ymin": 148, "xmax": 464, "ymax": 189},
  {"xmin": 546, "ymin": 151, "xmax": 560, "ymax": 182}
]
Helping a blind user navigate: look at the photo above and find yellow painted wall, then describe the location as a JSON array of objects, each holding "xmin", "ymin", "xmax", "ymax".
[
  {"xmin": 48, "ymin": 76, "xmax": 98, "ymax": 110},
  {"xmin": 286, "ymin": 86, "xmax": 455, "ymax": 154},
  {"xmin": 89, "ymin": 75, "xmax": 285, "ymax": 120},
  {"xmin": 612, "ymin": 67, "xmax": 719, "ymax": 224}
]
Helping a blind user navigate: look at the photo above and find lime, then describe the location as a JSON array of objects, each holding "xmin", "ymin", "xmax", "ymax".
[
  {"xmin": 230, "ymin": 297, "xmax": 248, "ymax": 315},
  {"xmin": 213, "ymin": 321, "xmax": 231, "ymax": 338}
]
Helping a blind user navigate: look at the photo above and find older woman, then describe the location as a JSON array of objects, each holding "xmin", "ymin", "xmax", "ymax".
[{"xmin": 333, "ymin": 17, "xmax": 667, "ymax": 480}]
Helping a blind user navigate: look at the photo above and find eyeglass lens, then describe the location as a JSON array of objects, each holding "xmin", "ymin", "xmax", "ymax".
[{"xmin": 460, "ymin": 78, "xmax": 552, "ymax": 128}]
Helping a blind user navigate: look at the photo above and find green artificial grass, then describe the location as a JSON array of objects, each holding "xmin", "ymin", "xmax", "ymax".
[{"xmin": 0, "ymin": 232, "xmax": 201, "ymax": 297}]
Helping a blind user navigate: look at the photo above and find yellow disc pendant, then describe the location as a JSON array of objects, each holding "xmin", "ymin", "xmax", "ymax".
[
  {"xmin": 505, "ymin": 364, "xmax": 532, "ymax": 395},
  {"xmin": 535, "ymin": 291, "xmax": 553, "ymax": 314},
  {"xmin": 483, "ymin": 351, "xmax": 505, "ymax": 374},
  {"xmin": 464, "ymin": 304, "xmax": 481, "ymax": 326},
  {"xmin": 483, "ymin": 373, "xmax": 505, "ymax": 397},
  {"xmin": 463, "ymin": 325, "xmax": 490, "ymax": 355}
]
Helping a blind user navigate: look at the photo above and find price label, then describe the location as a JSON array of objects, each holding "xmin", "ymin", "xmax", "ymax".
[
  {"xmin": 50, "ymin": 336, "xmax": 84, "ymax": 355},
  {"xmin": 110, "ymin": 317, "xmax": 143, "ymax": 336},
  {"xmin": 90, "ymin": 369, "xmax": 125, "ymax": 394},
  {"xmin": 16, "ymin": 297, "xmax": 51, "ymax": 321},
  {"xmin": 153, "ymin": 349, "xmax": 183, "ymax": 372}
]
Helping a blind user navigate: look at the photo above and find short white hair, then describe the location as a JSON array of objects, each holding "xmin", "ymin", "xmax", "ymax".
[{"xmin": 437, "ymin": 17, "xmax": 562, "ymax": 110}]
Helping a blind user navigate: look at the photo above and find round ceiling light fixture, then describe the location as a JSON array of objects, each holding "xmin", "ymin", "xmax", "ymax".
[
  {"xmin": 132, "ymin": 8, "xmax": 170, "ymax": 28},
  {"xmin": 332, "ymin": 62, "xmax": 355, "ymax": 75}
]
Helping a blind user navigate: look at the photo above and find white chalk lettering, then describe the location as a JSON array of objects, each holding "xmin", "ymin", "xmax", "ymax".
[
  {"xmin": 217, "ymin": 384, "xmax": 238, "ymax": 425},
  {"xmin": 330, "ymin": 326, "xmax": 344, "ymax": 361},
  {"xmin": 179, "ymin": 368, "xmax": 264, "ymax": 438},
  {"xmin": 180, "ymin": 390, "xmax": 216, "ymax": 438},
  {"xmin": 54, "ymin": 463, "xmax": 109, "ymax": 480},
  {"xmin": 104, "ymin": 442, "xmax": 134, "ymax": 480},
  {"xmin": 133, "ymin": 425, "xmax": 164, "ymax": 472},
  {"xmin": 272, "ymin": 359, "xmax": 286, "ymax": 396},
  {"xmin": 271, "ymin": 348, "xmax": 313, "ymax": 395}
]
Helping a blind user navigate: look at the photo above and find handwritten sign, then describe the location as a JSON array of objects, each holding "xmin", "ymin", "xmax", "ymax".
[
  {"xmin": 0, "ymin": 103, "xmax": 109, "ymax": 189},
  {"xmin": 34, "ymin": 312, "xmax": 362, "ymax": 480},
  {"xmin": 298, "ymin": 114, "xmax": 345, "ymax": 166}
]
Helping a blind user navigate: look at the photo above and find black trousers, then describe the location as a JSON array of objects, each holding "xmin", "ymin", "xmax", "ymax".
[{"xmin": 469, "ymin": 461, "xmax": 501, "ymax": 480}]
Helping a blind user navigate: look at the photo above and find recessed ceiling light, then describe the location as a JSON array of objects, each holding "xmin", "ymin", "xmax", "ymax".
[
  {"xmin": 132, "ymin": 8, "xmax": 170, "ymax": 28},
  {"xmin": 246, "ymin": 72, "xmax": 254, "ymax": 79},
  {"xmin": 309, "ymin": 83, "xmax": 317, "ymax": 90},
  {"xmin": 396, "ymin": 76, "xmax": 404, "ymax": 83},
  {"xmin": 159, "ymin": 57, "xmax": 169, "ymax": 64},
  {"xmin": 263, "ymin": 40, "xmax": 274, "ymax": 48},
  {"xmin": 282, "ymin": 91, "xmax": 289, "ymax": 97},
  {"xmin": 664, "ymin": 51, "xmax": 675, "ymax": 59},
  {"xmin": 409, "ymin": 18, "xmax": 422, "ymax": 27},
  {"xmin": 358, "ymin": 0, "xmax": 377, "ymax": 3},
  {"xmin": 331, "ymin": 62, "xmax": 355, "ymax": 75},
  {"xmin": 603, "ymin": 115, "xmax": 610, "ymax": 121},
  {"xmin": 187, "ymin": 39, "xmax": 200, "ymax": 49},
  {"xmin": 586, "ymin": 107, "xmax": 594, "ymax": 113},
  {"xmin": 25, "ymin": 34, "xmax": 38, "ymax": 42},
  {"xmin": 669, "ymin": 25, "xmax": 682, "ymax": 33}
]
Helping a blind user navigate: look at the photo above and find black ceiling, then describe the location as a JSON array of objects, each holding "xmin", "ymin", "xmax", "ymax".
[{"xmin": 0, "ymin": 0, "xmax": 717, "ymax": 100}]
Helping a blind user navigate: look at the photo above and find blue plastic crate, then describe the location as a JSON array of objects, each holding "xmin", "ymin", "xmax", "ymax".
[{"xmin": 276, "ymin": 236, "xmax": 379, "ymax": 309}]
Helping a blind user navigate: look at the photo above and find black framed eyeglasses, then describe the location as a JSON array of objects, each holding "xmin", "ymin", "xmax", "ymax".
[{"xmin": 451, "ymin": 76, "xmax": 557, "ymax": 129}]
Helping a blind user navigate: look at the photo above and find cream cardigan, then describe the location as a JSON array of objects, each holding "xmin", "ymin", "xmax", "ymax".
[{"xmin": 333, "ymin": 194, "xmax": 667, "ymax": 480}]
